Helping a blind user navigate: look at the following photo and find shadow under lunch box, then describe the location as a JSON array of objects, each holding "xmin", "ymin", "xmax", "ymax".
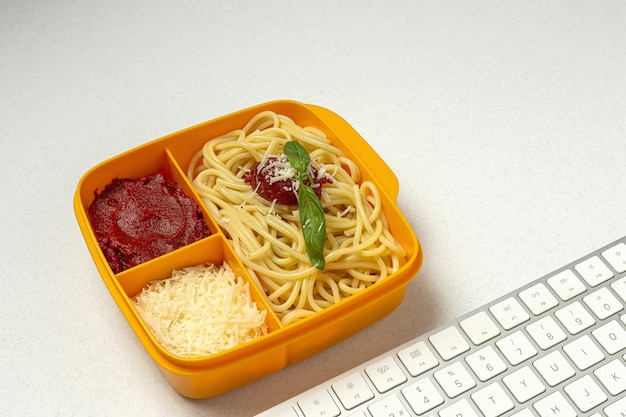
[{"xmin": 73, "ymin": 100, "xmax": 423, "ymax": 398}]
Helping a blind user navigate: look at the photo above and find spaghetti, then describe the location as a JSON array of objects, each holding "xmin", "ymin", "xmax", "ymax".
[{"xmin": 188, "ymin": 111, "xmax": 406, "ymax": 325}]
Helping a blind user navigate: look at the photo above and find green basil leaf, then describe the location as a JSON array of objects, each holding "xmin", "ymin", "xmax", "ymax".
[
  {"xmin": 284, "ymin": 140, "xmax": 310, "ymax": 173},
  {"xmin": 284, "ymin": 140, "xmax": 327, "ymax": 270},
  {"xmin": 297, "ymin": 183, "xmax": 326, "ymax": 270}
]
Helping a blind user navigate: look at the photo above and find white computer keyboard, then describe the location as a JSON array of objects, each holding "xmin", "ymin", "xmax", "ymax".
[{"xmin": 255, "ymin": 236, "xmax": 626, "ymax": 417}]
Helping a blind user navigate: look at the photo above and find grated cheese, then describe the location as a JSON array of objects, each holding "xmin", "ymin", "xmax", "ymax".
[
  {"xmin": 257, "ymin": 156, "xmax": 297, "ymax": 184},
  {"xmin": 133, "ymin": 263, "xmax": 268, "ymax": 358}
]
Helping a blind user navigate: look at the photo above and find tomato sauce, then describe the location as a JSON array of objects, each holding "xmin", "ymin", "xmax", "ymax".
[
  {"xmin": 244, "ymin": 156, "xmax": 331, "ymax": 205},
  {"xmin": 88, "ymin": 173, "xmax": 210, "ymax": 273}
]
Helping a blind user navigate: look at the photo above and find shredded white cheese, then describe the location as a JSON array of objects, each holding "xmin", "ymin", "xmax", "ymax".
[
  {"xmin": 133, "ymin": 263, "xmax": 268, "ymax": 358},
  {"xmin": 257, "ymin": 156, "xmax": 297, "ymax": 184}
]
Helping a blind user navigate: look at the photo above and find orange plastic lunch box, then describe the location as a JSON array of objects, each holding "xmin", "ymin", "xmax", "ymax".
[{"xmin": 73, "ymin": 100, "xmax": 423, "ymax": 398}]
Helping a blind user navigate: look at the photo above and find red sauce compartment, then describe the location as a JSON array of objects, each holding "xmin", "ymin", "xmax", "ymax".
[{"xmin": 75, "ymin": 146, "xmax": 217, "ymax": 277}]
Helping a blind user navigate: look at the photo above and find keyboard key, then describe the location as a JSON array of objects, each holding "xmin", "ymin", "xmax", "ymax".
[
  {"xmin": 346, "ymin": 412, "xmax": 367, "ymax": 417},
  {"xmin": 602, "ymin": 242, "xmax": 626, "ymax": 273},
  {"xmin": 367, "ymin": 394, "xmax": 410, "ymax": 417},
  {"xmin": 331, "ymin": 373, "xmax": 374, "ymax": 410},
  {"xmin": 439, "ymin": 399, "xmax": 479, "ymax": 417},
  {"xmin": 533, "ymin": 392, "xmax": 577, "ymax": 417},
  {"xmin": 470, "ymin": 382, "xmax": 514, "ymax": 417},
  {"xmin": 433, "ymin": 361, "xmax": 476, "ymax": 398},
  {"xmin": 429, "ymin": 326, "xmax": 470, "ymax": 360},
  {"xmin": 465, "ymin": 346, "xmax": 507, "ymax": 382},
  {"xmin": 594, "ymin": 359, "xmax": 626, "ymax": 395},
  {"xmin": 519, "ymin": 283, "xmax": 558, "ymax": 315},
  {"xmin": 547, "ymin": 269, "xmax": 587, "ymax": 301},
  {"xmin": 364, "ymin": 356, "xmax": 407, "ymax": 393},
  {"xmin": 562, "ymin": 335, "xmax": 605, "ymax": 370},
  {"xmin": 489, "ymin": 297, "xmax": 530, "ymax": 330},
  {"xmin": 510, "ymin": 410, "xmax": 534, "ymax": 417},
  {"xmin": 611, "ymin": 277, "xmax": 626, "ymax": 302},
  {"xmin": 592, "ymin": 319, "xmax": 626, "ymax": 354},
  {"xmin": 459, "ymin": 311, "xmax": 500, "ymax": 345},
  {"xmin": 496, "ymin": 330, "xmax": 537, "ymax": 365},
  {"xmin": 533, "ymin": 351, "xmax": 575, "ymax": 387},
  {"xmin": 265, "ymin": 406, "xmax": 299, "ymax": 417},
  {"xmin": 526, "ymin": 316, "xmax": 567, "ymax": 350},
  {"xmin": 575, "ymin": 256, "xmax": 614, "ymax": 287},
  {"xmin": 604, "ymin": 396, "xmax": 626, "ymax": 417},
  {"xmin": 584, "ymin": 287, "xmax": 624, "ymax": 319},
  {"xmin": 397, "ymin": 341, "xmax": 439, "ymax": 376},
  {"xmin": 564, "ymin": 375, "xmax": 607, "ymax": 412},
  {"xmin": 554, "ymin": 301, "xmax": 596, "ymax": 334},
  {"xmin": 401, "ymin": 377, "xmax": 444, "ymax": 415},
  {"xmin": 297, "ymin": 389, "xmax": 340, "ymax": 417},
  {"xmin": 502, "ymin": 366, "xmax": 545, "ymax": 403}
]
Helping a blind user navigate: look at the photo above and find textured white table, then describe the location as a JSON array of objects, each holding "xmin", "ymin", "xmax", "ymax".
[{"xmin": 1, "ymin": 1, "xmax": 624, "ymax": 416}]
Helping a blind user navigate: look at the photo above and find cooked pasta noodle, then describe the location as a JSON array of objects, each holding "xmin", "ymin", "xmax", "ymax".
[{"xmin": 188, "ymin": 111, "xmax": 406, "ymax": 325}]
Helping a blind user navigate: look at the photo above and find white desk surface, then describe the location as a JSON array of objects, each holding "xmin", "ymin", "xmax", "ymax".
[{"xmin": 2, "ymin": 1, "xmax": 625, "ymax": 415}]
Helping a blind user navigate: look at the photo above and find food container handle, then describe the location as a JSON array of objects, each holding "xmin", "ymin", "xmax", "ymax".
[{"xmin": 306, "ymin": 104, "xmax": 400, "ymax": 200}]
